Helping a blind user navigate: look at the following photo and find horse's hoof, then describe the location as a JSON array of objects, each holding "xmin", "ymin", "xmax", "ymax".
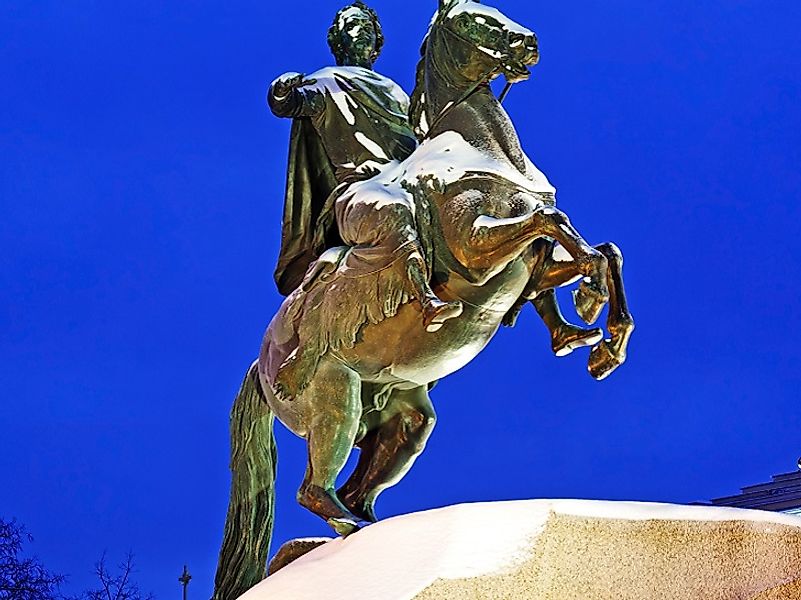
[
  {"xmin": 588, "ymin": 339, "xmax": 623, "ymax": 380},
  {"xmin": 327, "ymin": 516, "xmax": 363, "ymax": 537},
  {"xmin": 299, "ymin": 484, "xmax": 364, "ymax": 536},
  {"xmin": 553, "ymin": 325, "xmax": 604, "ymax": 357},
  {"xmin": 573, "ymin": 281, "xmax": 608, "ymax": 325},
  {"xmin": 336, "ymin": 488, "xmax": 379, "ymax": 523}
]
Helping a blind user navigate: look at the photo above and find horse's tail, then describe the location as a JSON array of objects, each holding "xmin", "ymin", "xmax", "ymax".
[{"xmin": 212, "ymin": 361, "xmax": 277, "ymax": 600}]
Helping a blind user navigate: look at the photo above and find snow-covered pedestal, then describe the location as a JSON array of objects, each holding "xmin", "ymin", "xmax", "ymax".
[{"xmin": 241, "ymin": 499, "xmax": 801, "ymax": 600}]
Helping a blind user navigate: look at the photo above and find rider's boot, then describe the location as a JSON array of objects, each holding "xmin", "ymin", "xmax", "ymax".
[
  {"xmin": 407, "ymin": 254, "xmax": 463, "ymax": 332},
  {"xmin": 533, "ymin": 290, "xmax": 603, "ymax": 357}
]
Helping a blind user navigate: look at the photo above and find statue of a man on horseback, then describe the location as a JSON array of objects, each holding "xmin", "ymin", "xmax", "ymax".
[{"xmin": 213, "ymin": 2, "xmax": 635, "ymax": 599}]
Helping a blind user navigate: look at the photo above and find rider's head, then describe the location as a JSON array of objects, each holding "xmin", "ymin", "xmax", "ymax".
[{"xmin": 328, "ymin": 2, "xmax": 384, "ymax": 68}]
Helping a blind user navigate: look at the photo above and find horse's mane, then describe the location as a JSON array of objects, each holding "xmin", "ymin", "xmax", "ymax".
[
  {"xmin": 408, "ymin": 1, "xmax": 480, "ymax": 140},
  {"xmin": 410, "ymin": 2, "xmax": 459, "ymax": 139},
  {"xmin": 408, "ymin": 37, "xmax": 429, "ymax": 140}
]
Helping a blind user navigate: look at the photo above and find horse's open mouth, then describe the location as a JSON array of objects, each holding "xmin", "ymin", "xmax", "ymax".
[{"xmin": 503, "ymin": 62, "xmax": 531, "ymax": 84}]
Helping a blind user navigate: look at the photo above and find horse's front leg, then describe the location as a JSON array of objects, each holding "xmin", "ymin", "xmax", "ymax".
[
  {"xmin": 527, "ymin": 207, "xmax": 611, "ymax": 323},
  {"xmin": 441, "ymin": 188, "xmax": 608, "ymax": 295},
  {"xmin": 528, "ymin": 242, "xmax": 634, "ymax": 379},
  {"xmin": 584, "ymin": 243, "xmax": 635, "ymax": 380},
  {"xmin": 503, "ymin": 239, "xmax": 601, "ymax": 354}
]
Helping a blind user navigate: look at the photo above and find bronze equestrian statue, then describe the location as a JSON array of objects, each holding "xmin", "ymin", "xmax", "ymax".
[{"xmin": 213, "ymin": 2, "xmax": 634, "ymax": 599}]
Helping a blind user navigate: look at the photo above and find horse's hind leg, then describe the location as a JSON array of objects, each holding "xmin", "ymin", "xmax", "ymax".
[
  {"xmin": 337, "ymin": 385, "xmax": 435, "ymax": 523},
  {"xmin": 296, "ymin": 356, "xmax": 363, "ymax": 536},
  {"xmin": 585, "ymin": 243, "xmax": 635, "ymax": 380}
]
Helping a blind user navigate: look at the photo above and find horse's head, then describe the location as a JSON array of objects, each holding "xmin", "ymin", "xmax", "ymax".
[
  {"xmin": 438, "ymin": 0, "xmax": 538, "ymax": 83},
  {"xmin": 411, "ymin": 0, "xmax": 539, "ymax": 136}
]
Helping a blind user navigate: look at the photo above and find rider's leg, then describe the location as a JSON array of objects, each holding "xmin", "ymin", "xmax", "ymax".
[
  {"xmin": 296, "ymin": 356, "xmax": 364, "ymax": 535},
  {"xmin": 406, "ymin": 250, "xmax": 463, "ymax": 332},
  {"xmin": 337, "ymin": 188, "xmax": 462, "ymax": 331},
  {"xmin": 337, "ymin": 385, "xmax": 435, "ymax": 522}
]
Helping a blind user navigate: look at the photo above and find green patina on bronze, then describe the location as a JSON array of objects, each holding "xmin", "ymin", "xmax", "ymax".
[{"xmin": 213, "ymin": 2, "xmax": 634, "ymax": 599}]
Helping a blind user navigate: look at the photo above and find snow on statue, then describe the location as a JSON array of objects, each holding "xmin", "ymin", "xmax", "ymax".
[{"xmin": 213, "ymin": 2, "xmax": 635, "ymax": 599}]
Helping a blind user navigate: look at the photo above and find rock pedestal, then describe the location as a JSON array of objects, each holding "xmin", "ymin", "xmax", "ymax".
[{"xmin": 241, "ymin": 499, "xmax": 801, "ymax": 600}]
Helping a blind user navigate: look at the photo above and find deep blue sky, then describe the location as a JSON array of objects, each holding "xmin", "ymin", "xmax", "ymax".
[{"xmin": 2, "ymin": 0, "xmax": 800, "ymax": 598}]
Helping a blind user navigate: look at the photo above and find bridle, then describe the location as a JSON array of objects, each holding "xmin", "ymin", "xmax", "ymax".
[{"xmin": 420, "ymin": 13, "xmax": 517, "ymax": 140}]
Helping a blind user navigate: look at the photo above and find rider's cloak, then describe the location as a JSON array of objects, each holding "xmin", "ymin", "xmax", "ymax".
[
  {"xmin": 272, "ymin": 67, "xmax": 417, "ymax": 297},
  {"xmin": 273, "ymin": 118, "xmax": 338, "ymax": 297}
]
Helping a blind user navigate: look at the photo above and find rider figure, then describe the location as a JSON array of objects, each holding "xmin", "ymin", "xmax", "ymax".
[{"xmin": 268, "ymin": 1, "xmax": 463, "ymax": 331}]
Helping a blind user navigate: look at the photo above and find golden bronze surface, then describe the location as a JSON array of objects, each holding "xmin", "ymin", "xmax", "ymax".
[{"xmin": 213, "ymin": 2, "xmax": 634, "ymax": 598}]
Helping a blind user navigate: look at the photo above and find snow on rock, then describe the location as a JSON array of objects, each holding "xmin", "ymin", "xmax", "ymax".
[{"xmin": 240, "ymin": 499, "xmax": 801, "ymax": 600}]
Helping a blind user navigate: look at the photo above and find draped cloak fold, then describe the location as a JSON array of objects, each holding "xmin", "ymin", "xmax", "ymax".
[
  {"xmin": 273, "ymin": 118, "xmax": 339, "ymax": 297},
  {"xmin": 271, "ymin": 66, "xmax": 417, "ymax": 297}
]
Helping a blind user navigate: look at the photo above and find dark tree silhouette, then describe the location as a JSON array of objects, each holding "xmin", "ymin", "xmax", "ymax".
[
  {"xmin": 79, "ymin": 554, "xmax": 152, "ymax": 600},
  {"xmin": 0, "ymin": 518, "xmax": 65, "ymax": 600},
  {"xmin": 1, "ymin": 520, "xmax": 152, "ymax": 600}
]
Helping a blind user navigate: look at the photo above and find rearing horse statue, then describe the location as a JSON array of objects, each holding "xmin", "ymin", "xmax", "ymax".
[{"xmin": 213, "ymin": 1, "xmax": 634, "ymax": 598}]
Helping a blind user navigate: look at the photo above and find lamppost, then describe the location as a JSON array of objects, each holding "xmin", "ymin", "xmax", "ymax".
[{"xmin": 178, "ymin": 566, "xmax": 192, "ymax": 600}]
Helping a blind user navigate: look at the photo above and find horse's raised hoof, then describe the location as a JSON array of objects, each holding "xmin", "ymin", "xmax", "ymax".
[
  {"xmin": 344, "ymin": 499, "xmax": 378, "ymax": 524},
  {"xmin": 588, "ymin": 340, "xmax": 622, "ymax": 380},
  {"xmin": 572, "ymin": 281, "xmax": 608, "ymax": 325},
  {"xmin": 553, "ymin": 324, "xmax": 604, "ymax": 357},
  {"xmin": 423, "ymin": 298, "xmax": 464, "ymax": 333}
]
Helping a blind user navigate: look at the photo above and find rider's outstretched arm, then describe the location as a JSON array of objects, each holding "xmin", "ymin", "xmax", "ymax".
[{"xmin": 267, "ymin": 72, "xmax": 324, "ymax": 119}]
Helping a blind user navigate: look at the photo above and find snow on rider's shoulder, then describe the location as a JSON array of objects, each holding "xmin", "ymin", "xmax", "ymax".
[{"xmin": 305, "ymin": 66, "xmax": 410, "ymax": 112}]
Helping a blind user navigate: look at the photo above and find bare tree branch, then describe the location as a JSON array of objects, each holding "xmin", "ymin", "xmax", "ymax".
[
  {"xmin": 1, "ymin": 520, "xmax": 152, "ymax": 600},
  {"xmin": 79, "ymin": 553, "xmax": 151, "ymax": 600},
  {"xmin": 0, "ymin": 518, "xmax": 65, "ymax": 600}
]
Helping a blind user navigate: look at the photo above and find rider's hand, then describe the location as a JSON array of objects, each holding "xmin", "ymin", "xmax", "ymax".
[
  {"xmin": 356, "ymin": 163, "xmax": 382, "ymax": 179},
  {"xmin": 271, "ymin": 72, "xmax": 315, "ymax": 99}
]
